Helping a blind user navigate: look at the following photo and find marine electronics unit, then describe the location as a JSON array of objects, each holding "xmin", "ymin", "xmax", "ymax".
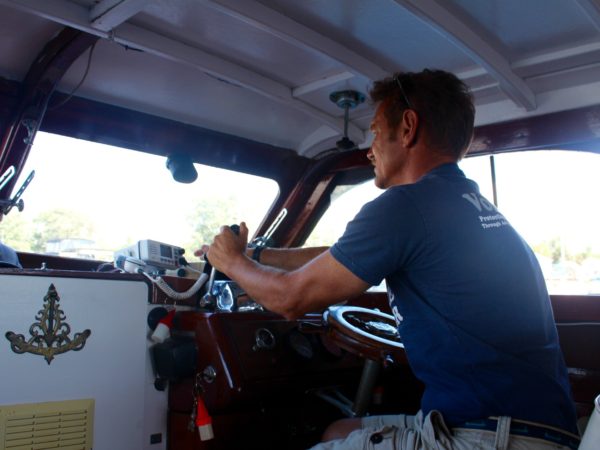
[{"xmin": 115, "ymin": 240, "xmax": 185, "ymax": 270}]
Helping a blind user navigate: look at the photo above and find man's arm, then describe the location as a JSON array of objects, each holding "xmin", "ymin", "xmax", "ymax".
[
  {"xmin": 245, "ymin": 246, "xmax": 329, "ymax": 271},
  {"xmin": 207, "ymin": 223, "xmax": 369, "ymax": 320},
  {"xmin": 196, "ymin": 241, "xmax": 328, "ymax": 271}
]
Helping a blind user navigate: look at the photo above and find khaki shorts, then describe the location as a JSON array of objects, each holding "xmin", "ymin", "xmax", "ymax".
[{"xmin": 309, "ymin": 411, "xmax": 575, "ymax": 450}]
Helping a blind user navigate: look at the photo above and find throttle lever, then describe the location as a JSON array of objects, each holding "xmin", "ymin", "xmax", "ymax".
[
  {"xmin": 202, "ymin": 224, "xmax": 240, "ymax": 308},
  {"xmin": 206, "ymin": 224, "xmax": 239, "ymax": 291}
]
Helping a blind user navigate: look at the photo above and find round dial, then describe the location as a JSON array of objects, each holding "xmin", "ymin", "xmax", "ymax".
[{"xmin": 254, "ymin": 327, "xmax": 276, "ymax": 350}]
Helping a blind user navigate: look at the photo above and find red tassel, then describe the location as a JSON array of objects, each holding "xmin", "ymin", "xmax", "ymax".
[
  {"xmin": 151, "ymin": 309, "xmax": 176, "ymax": 343},
  {"xmin": 160, "ymin": 308, "xmax": 176, "ymax": 328},
  {"xmin": 195, "ymin": 396, "xmax": 214, "ymax": 441}
]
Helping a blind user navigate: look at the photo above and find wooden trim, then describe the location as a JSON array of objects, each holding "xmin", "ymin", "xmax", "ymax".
[
  {"xmin": 41, "ymin": 93, "xmax": 310, "ymax": 184},
  {"xmin": 471, "ymin": 104, "xmax": 600, "ymax": 156},
  {"xmin": 0, "ymin": 28, "xmax": 99, "ymax": 198},
  {"xmin": 551, "ymin": 295, "xmax": 600, "ymax": 322}
]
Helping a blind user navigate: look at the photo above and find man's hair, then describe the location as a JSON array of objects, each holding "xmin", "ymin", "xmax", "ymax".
[{"xmin": 369, "ymin": 69, "xmax": 475, "ymax": 160}]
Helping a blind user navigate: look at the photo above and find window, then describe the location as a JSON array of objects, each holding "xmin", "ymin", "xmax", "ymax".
[
  {"xmin": 304, "ymin": 179, "xmax": 382, "ymax": 247},
  {"xmin": 0, "ymin": 132, "xmax": 279, "ymax": 262},
  {"xmin": 305, "ymin": 150, "xmax": 600, "ymax": 296},
  {"xmin": 460, "ymin": 150, "xmax": 600, "ymax": 295},
  {"xmin": 304, "ymin": 178, "xmax": 387, "ymax": 292}
]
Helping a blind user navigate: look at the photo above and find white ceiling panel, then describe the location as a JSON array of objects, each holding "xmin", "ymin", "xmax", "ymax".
[
  {"xmin": 2, "ymin": 0, "xmax": 600, "ymax": 155},
  {"xmin": 132, "ymin": 1, "xmax": 346, "ymax": 87},
  {"xmin": 450, "ymin": 0, "xmax": 598, "ymax": 56},
  {"xmin": 258, "ymin": 0, "xmax": 476, "ymax": 73},
  {"xmin": 0, "ymin": 7, "xmax": 63, "ymax": 81},
  {"xmin": 55, "ymin": 39, "xmax": 322, "ymax": 150}
]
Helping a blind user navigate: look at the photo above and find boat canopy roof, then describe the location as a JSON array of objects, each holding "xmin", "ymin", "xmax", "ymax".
[{"xmin": 2, "ymin": 0, "xmax": 600, "ymax": 158}]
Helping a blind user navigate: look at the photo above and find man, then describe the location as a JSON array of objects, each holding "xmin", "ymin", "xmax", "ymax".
[{"xmin": 201, "ymin": 70, "xmax": 579, "ymax": 449}]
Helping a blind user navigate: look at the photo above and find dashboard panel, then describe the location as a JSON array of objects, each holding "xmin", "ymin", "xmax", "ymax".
[{"xmin": 171, "ymin": 310, "xmax": 365, "ymax": 413}]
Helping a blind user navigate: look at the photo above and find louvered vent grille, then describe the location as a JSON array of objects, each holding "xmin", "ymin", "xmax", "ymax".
[{"xmin": 0, "ymin": 399, "xmax": 94, "ymax": 450}]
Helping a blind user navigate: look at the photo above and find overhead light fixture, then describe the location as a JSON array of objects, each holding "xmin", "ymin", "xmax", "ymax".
[
  {"xmin": 329, "ymin": 90, "xmax": 365, "ymax": 151},
  {"xmin": 166, "ymin": 153, "xmax": 198, "ymax": 183}
]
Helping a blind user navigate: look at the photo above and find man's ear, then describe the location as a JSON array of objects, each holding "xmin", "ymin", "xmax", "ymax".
[{"xmin": 400, "ymin": 109, "xmax": 419, "ymax": 148}]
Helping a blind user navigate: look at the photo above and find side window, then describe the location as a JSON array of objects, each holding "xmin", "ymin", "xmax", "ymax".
[
  {"xmin": 304, "ymin": 179, "xmax": 381, "ymax": 247},
  {"xmin": 460, "ymin": 150, "xmax": 600, "ymax": 295},
  {"xmin": 304, "ymin": 179, "xmax": 387, "ymax": 291},
  {"xmin": 0, "ymin": 132, "xmax": 279, "ymax": 261}
]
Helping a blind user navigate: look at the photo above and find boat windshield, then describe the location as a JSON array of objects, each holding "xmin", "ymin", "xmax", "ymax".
[{"xmin": 0, "ymin": 132, "xmax": 280, "ymax": 261}]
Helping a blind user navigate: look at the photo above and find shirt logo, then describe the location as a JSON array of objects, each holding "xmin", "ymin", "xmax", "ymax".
[
  {"xmin": 462, "ymin": 192, "xmax": 509, "ymax": 230},
  {"xmin": 462, "ymin": 192, "xmax": 495, "ymax": 212}
]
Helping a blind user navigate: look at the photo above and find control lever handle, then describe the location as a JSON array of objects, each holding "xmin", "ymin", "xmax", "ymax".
[
  {"xmin": 0, "ymin": 166, "xmax": 15, "ymax": 193},
  {"xmin": 202, "ymin": 224, "xmax": 240, "ymax": 306},
  {"xmin": 251, "ymin": 208, "xmax": 286, "ymax": 248}
]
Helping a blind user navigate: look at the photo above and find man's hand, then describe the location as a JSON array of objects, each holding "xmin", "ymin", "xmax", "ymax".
[{"xmin": 203, "ymin": 222, "xmax": 249, "ymax": 275}]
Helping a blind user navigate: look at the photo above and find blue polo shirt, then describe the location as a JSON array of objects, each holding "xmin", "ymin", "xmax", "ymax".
[{"xmin": 330, "ymin": 163, "xmax": 577, "ymax": 434}]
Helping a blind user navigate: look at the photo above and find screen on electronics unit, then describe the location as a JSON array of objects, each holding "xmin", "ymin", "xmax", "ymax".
[{"xmin": 159, "ymin": 244, "xmax": 172, "ymax": 258}]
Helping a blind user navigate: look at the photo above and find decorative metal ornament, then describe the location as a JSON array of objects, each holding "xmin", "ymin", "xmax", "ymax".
[{"xmin": 5, "ymin": 283, "xmax": 91, "ymax": 364}]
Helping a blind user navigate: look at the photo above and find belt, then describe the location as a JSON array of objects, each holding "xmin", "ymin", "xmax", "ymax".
[{"xmin": 453, "ymin": 417, "xmax": 581, "ymax": 450}]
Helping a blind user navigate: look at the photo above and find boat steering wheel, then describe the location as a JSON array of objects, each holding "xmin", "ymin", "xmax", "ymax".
[{"xmin": 324, "ymin": 305, "xmax": 406, "ymax": 365}]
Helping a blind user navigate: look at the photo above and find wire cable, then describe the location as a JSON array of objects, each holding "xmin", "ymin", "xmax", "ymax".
[
  {"xmin": 142, "ymin": 271, "xmax": 208, "ymax": 301},
  {"xmin": 48, "ymin": 41, "xmax": 98, "ymax": 111}
]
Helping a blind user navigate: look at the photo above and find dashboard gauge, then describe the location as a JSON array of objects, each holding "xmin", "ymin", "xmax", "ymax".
[
  {"xmin": 287, "ymin": 330, "xmax": 314, "ymax": 360},
  {"xmin": 254, "ymin": 327, "xmax": 276, "ymax": 350}
]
